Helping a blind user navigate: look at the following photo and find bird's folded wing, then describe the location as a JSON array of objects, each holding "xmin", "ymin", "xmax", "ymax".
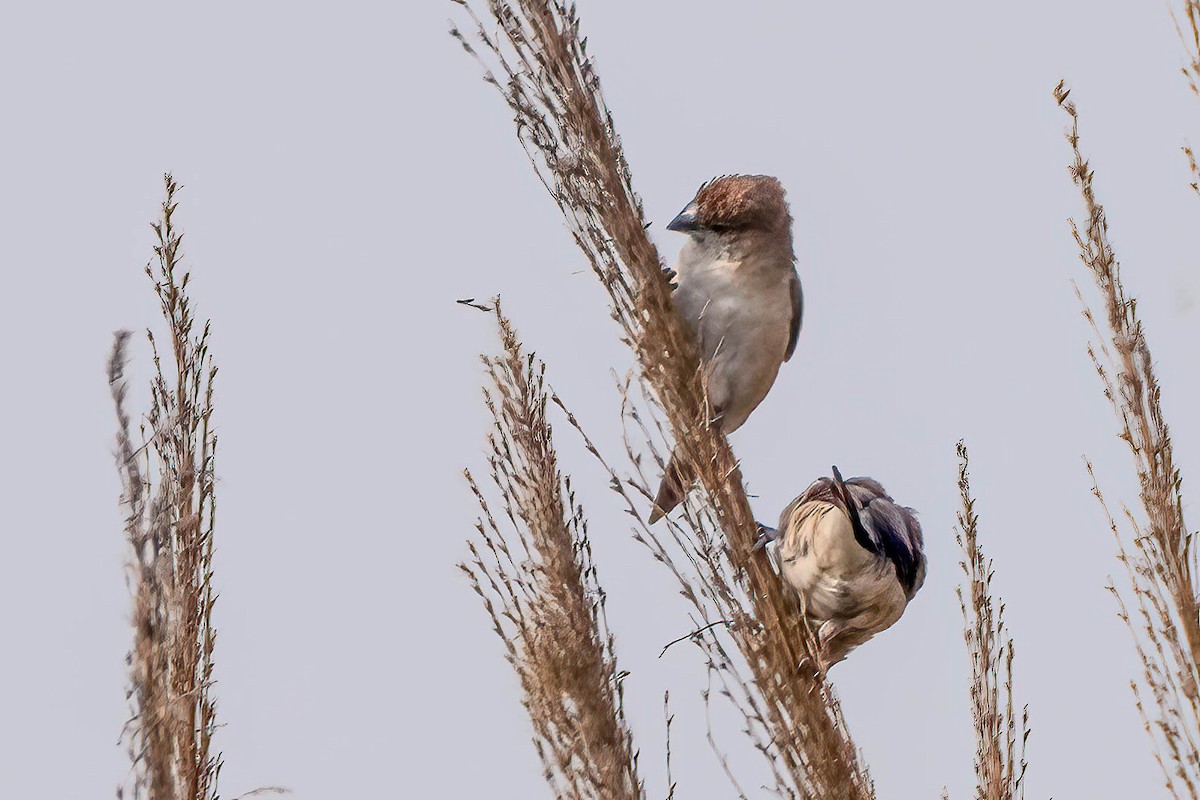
[
  {"xmin": 784, "ymin": 270, "xmax": 803, "ymax": 362},
  {"xmin": 852, "ymin": 488, "xmax": 924, "ymax": 598}
]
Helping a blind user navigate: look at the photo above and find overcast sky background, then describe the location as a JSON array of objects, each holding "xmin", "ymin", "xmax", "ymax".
[{"xmin": 3, "ymin": 1, "xmax": 1200, "ymax": 797}]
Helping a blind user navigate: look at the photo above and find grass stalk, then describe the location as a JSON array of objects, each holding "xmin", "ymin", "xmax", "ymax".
[
  {"xmin": 110, "ymin": 174, "xmax": 221, "ymax": 800},
  {"xmin": 462, "ymin": 301, "xmax": 642, "ymax": 800},
  {"xmin": 955, "ymin": 442, "xmax": 1028, "ymax": 800},
  {"xmin": 1056, "ymin": 82, "xmax": 1200, "ymax": 800}
]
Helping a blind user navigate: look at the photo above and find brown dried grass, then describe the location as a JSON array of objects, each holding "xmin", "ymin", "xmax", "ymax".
[
  {"xmin": 462, "ymin": 302, "xmax": 642, "ymax": 800},
  {"xmin": 110, "ymin": 174, "xmax": 221, "ymax": 800},
  {"xmin": 1174, "ymin": 1, "xmax": 1200, "ymax": 195},
  {"xmin": 1173, "ymin": 0, "xmax": 1200, "ymax": 98},
  {"xmin": 955, "ymin": 442, "xmax": 1028, "ymax": 800},
  {"xmin": 1055, "ymin": 82, "xmax": 1200, "ymax": 799},
  {"xmin": 450, "ymin": 2, "xmax": 871, "ymax": 796}
]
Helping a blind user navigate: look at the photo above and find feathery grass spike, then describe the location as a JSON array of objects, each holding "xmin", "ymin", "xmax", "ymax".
[
  {"xmin": 955, "ymin": 442, "xmax": 1029, "ymax": 800},
  {"xmin": 1057, "ymin": 82, "xmax": 1199, "ymax": 800},
  {"xmin": 462, "ymin": 301, "xmax": 642, "ymax": 800},
  {"xmin": 110, "ymin": 174, "xmax": 221, "ymax": 800}
]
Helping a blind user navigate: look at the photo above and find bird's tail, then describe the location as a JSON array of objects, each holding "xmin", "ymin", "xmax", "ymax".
[{"xmin": 649, "ymin": 453, "xmax": 689, "ymax": 523}]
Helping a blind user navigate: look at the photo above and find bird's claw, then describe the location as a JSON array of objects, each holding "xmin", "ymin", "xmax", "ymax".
[
  {"xmin": 662, "ymin": 267, "xmax": 678, "ymax": 291},
  {"xmin": 753, "ymin": 522, "xmax": 778, "ymax": 552}
]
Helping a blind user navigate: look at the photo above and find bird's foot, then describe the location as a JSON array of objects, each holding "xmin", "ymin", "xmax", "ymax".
[
  {"xmin": 662, "ymin": 266, "xmax": 678, "ymax": 290},
  {"xmin": 753, "ymin": 522, "xmax": 778, "ymax": 552}
]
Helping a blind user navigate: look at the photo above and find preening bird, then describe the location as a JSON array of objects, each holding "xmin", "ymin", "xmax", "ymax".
[
  {"xmin": 649, "ymin": 175, "xmax": 803, "ymax": 522},
  {"xmin": 756, "ymin": 467, "xmax": 926, "ymax": 669}
]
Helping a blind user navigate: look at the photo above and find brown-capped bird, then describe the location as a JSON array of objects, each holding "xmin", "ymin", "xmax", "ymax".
[{"xmin": 649, "ymin": 175, "xmax": 803, "ymax": 522}]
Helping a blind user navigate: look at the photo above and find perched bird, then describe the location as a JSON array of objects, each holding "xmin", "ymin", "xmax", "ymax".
[
  {"xmin": 756, "ymin": 467, "xmax": 926, "ymax": 669},
  {"xmin": 649, "ymin": 175, "xmax": 803, "ymax": 522}
]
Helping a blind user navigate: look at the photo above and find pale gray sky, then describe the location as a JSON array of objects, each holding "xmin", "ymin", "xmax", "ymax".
[{"xmin": 3, "ymin": 1, "xmax": 1199, "ymax": 797}]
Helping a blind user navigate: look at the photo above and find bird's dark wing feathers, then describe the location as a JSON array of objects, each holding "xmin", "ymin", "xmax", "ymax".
[
  {"xmin": 800, "ymin": 474, "xmax": 926, "ymax": 598},
  {"xmin": 784, "ymin": 271, "xmax": 803, "ymax": 362},
  {"xmin": 847, "ymin": 480, "xmax": 925, "ymax": 598}
]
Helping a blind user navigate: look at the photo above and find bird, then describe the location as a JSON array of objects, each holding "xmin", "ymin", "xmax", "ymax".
[
  {"xmin": 755, "ymin": 467, "xmax": 926, "ymax": 669},
  {"xmin": 649, "ymin": 174, "xmax": 803, "ymax": 522}
]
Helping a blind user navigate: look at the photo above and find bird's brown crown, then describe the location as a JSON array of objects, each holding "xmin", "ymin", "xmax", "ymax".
[{"xmin": 693, "ymin": 174, "xmax": 790, "ymax": 233}]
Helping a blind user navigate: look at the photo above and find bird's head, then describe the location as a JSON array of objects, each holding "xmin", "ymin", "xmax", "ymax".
[{"xmin": 666, "ymin": 174, "xmax": 792, "ymax": 239}]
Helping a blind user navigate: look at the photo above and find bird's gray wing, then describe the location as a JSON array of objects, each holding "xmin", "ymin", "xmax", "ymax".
[{"xmin": 784, "ymin": 270, "xmax": 803, "ymax": 362}]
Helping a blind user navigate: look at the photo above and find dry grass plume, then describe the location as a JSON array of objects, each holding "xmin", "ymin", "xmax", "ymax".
[
  {"xmin": 955, "ymin": 442, "xmax": 1028, "ymax": 800},
  {"xmin": 1055, "ymin": 82, "xmax": 1200, "ymax": 799},
  {"xmin": 110, "ymin": 174, "xmax": 221, "ymax": 800},
  {"xmin": 1173, "ymin": 0, "xmax": 1200, "ymax": 98},
  {"xmin": 462, "ymin": 302, "xmax": 642, "ymax": 800},
  {"xmin": 1173, "ymin": 1, "xmax": 1200, "ymax": 195}
]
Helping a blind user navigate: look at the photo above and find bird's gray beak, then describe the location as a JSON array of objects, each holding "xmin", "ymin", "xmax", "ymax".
[{"xmin": 666, "ymin": 202, "xmax": 701, "ymax": 233}]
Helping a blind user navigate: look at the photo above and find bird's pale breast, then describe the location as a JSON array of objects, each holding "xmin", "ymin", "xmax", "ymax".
[
  {"xmin": 777, "ymin": 501, "xmax": 908, "ymax": 626},
  {"xmin": 673, "ymin": 243, "xmax": 793, "ymax": 432}
]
